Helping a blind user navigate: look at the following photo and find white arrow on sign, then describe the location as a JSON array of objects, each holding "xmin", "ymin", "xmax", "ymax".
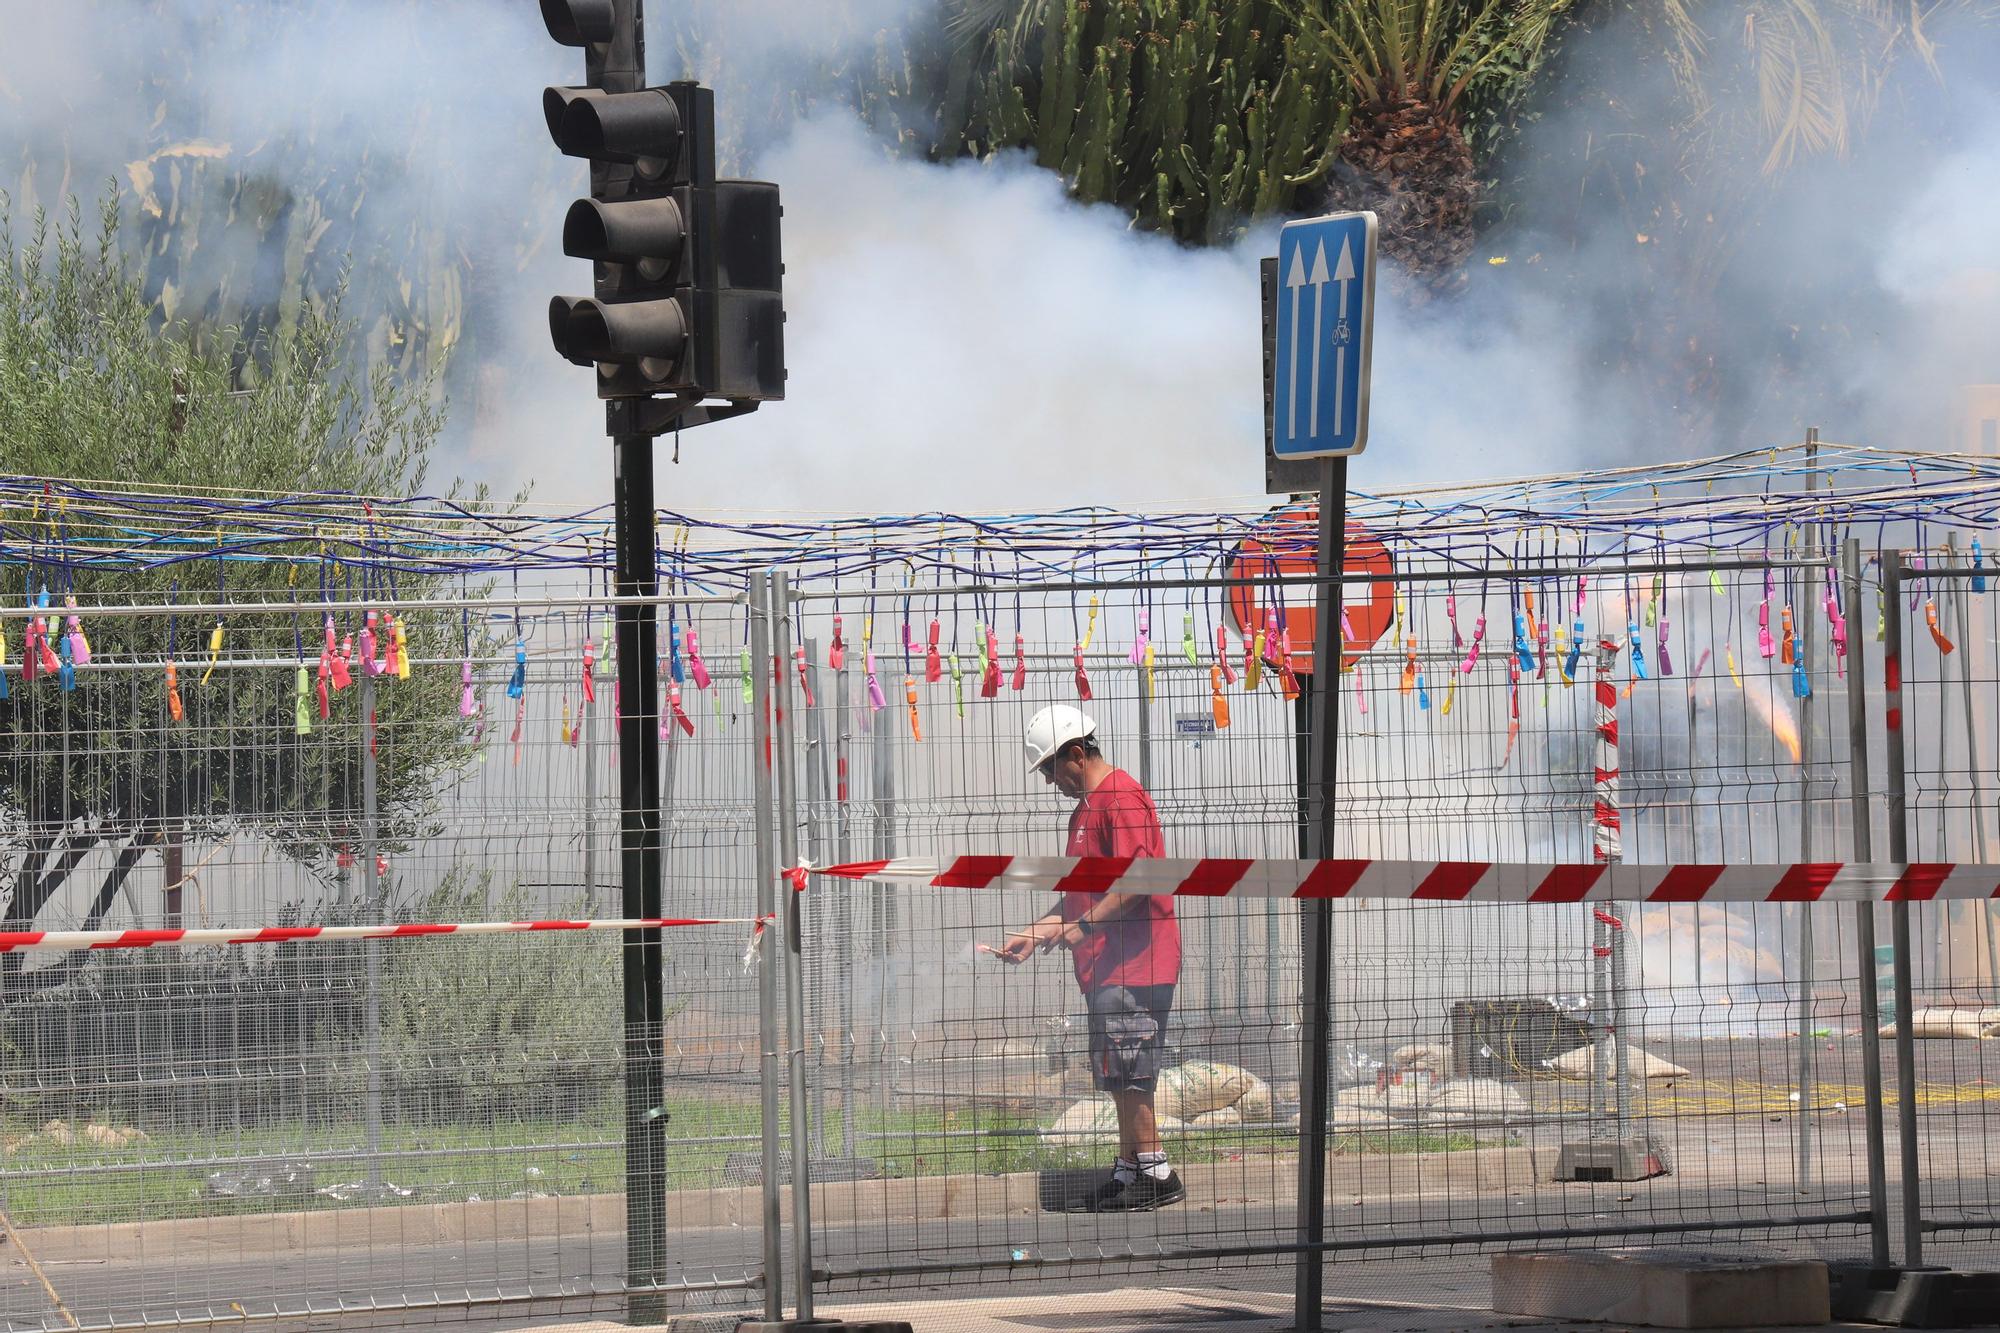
[
  {"xmin": 1283, "ymin": 244, "xmax": 1309, "ymax": 440},
  {"xmin": 1330, "ymin": 234, "xmax": 1355, "ymax": 435},
  {"xmin": 1306, "ymin": 239, "xmax": 1330, "ymax": 436}
]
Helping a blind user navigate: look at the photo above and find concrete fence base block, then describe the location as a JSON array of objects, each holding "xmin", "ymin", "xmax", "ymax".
[
  {"xmin": 1492, "ymin": 1249, "xmax": 1830, "ymax": 1328},
  {"xmin": 1828, "ymin": 1262, "xmax": 2000, "ymax": 1328},
  {"xmin": 735, "ymin": 1322, "xmax": 914, "ymax": 1333},
  {"xmin": 1550, "ymin": 1137, "xmax": 1670, "ymax": 1182}
]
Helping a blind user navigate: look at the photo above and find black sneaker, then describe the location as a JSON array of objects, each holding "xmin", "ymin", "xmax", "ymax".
[
  {"xmin": 1074, "ymin": 1172, "xmax": 1134, "ymax": 1213},
  {"xmin": 1098, "ymin": 1170, "xmax": 1184, "ymax": 1212}
]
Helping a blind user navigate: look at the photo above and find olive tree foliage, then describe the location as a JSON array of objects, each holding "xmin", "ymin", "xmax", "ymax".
[{"xmin": 0, "ymin": 196, "xmax": 485, "ymax": 1000}]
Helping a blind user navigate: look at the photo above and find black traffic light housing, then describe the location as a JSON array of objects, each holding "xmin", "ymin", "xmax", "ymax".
[{"xmin": 543, "ymin": 6, "xmax": 784, "ymax": 421}]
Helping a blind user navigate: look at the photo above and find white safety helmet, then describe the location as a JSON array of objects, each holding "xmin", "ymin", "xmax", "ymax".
[{"xmin": 1023, "ymin": 704, "xmax": 1097, "ymax": 773}]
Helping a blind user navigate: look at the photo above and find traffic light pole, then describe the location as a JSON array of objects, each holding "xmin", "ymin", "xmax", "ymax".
[
  {"xmin": 612, "ymin": 421, "xmax": 669, "ymax": 1324},
  {"xmin": 542, "ymin": 2, "xmax": 805, "ymax": 1322}
]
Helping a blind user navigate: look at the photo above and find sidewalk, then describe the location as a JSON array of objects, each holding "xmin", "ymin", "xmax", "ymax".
[{"xmin": 513, "ymin": 1283, "xmax": 1991, "ymax": 1332}]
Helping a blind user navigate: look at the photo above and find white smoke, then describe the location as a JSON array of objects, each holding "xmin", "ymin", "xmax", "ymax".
[{"xmin": 3, "ymin": 3, "xmax": 1998, "ymax": 510}]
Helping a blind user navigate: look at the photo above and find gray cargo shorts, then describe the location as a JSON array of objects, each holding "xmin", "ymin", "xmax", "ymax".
[{"xmin": 1085, "ymin": 983, "xmax": 1175, "ymax": 1093}]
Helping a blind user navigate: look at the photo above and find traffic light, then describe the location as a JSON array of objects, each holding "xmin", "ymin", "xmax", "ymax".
[{"xmin": 542, "ymin": 5, "xmax": 784, "ymax": 409}]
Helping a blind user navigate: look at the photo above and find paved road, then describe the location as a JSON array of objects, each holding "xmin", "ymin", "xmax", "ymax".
[{"xmin": 11, "ymin": 1175, "xmax": 1987, "ymax": 1332}]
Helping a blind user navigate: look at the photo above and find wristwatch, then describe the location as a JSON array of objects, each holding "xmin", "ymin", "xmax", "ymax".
[{"xmin": 1074, "ymin": 916, "xmax": 1097, "ymax": 936}]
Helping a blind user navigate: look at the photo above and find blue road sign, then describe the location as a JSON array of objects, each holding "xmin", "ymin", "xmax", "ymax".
[{"xmin": 1271, "ymin": 212, "xmax": 1376, "ymax": 459}]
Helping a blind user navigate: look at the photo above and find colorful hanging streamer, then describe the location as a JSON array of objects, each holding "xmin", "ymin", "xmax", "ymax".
[
  {"xmin": 668, "ymin": 681, "xmax": 696, "ymax": 736},
  {"xmin": 1460, "ymin": 615, "xmax": 1485, "ymax": 675},
  {"xmin": 63, "ymin": 598, "xmax": 90, "ymax": 666},
  {"xmin": 865, "ymin": 651, "xmax": 888, "ymax": 711},
  {"xmin": 794, "ymin": 645, "xmax": 815, "ymax": 707},
  {"xmin": 294, "ymin": 665, "xmax": 312, "ymax": 735},
  {"xmin": 1925, "ymin": 598, "xmax": 1955, "ymax": 655},
  {"xmin": 980, "ymin": 625, "xmax": 1002, "ymax": 698},
  {"xmin": 200, "ymin": 619, "xmax": 224, "ymax": 686},
  {"xmin": 685, "ymin": 627, "xmax": 711, "ymax": 689}
]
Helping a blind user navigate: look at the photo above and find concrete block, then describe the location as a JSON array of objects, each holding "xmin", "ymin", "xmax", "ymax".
[
  {"xmin": 736, "ymin": 1323, "xmax": 912, "ymax": 1333},
  {"xmin": 1828, "ymin": 1262, "xmax": 2000, "ymax": 1327},
  {"xmin": 1551, "ymin": 1136, "xmax": 1670, "ymax": 1181},
  {"xmin": 1492, "ymin": 1249, "xmax": 1830, "ymax": 1328}
]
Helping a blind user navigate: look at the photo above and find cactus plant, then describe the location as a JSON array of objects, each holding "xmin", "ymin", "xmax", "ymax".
[{"xmin": 940, "ymin": 0, "xmax": 1346, "ymax": 244}]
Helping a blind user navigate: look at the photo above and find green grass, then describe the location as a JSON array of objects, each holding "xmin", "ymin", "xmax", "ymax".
[{"xmin": 0, "ymin": 1105, "xmax": 1489, "ymax": 1229}]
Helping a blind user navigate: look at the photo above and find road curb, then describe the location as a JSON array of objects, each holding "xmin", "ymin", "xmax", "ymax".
[{"xmin": 14, "ymin": 1145, "xmax": 1549, "ymax": 1261}]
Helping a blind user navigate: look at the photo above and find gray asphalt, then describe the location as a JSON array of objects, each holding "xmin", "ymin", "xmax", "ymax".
[{"xmin": 11, "ymin": 1178, "xmax": 1989, "ymax": 1332}]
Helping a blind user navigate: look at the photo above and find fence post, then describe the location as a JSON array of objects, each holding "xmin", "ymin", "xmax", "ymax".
[
  {"xmin": 585, "ymin": 618, "xmax": 600, "ymax": 916},
  {"xmin": 1294, "ymin": 456, "xmax": 1348, "ymax": 1331},
  {"xmin": 772, "ymin": 572, "xmax": 820, "ymax": 1321},
  {"xmin": 1136, "ymin": 641, "xmax": 1154, "ymax": 793},
  {"xmin": 1795, "ymin": 535, "xmax": 1818, "ymax": 1189},
  {"xmin": 1880, "ymin": 549, "xmax": 1923, "ymax": 1270},
  {"xmin": 1943, "ymin": 534, "xmax": 2000, "ymax": 997},
  {"xmin": 872, "ymin": 685, "xmax": 899, "ymax": 1123},
  {"xmin": 1590, "ymin": 636, "xmax": 1630, "ymax": 1137},
  {"xmin": 801, "ymin": 637, "xmax": 829, "ymax": 1157},
  {"xmin": 1843, "ymin": 538, "xmax": 1893, "ymax": 1268},
  {"xmin": 359, "ymin": 671, "xmax": 383, "ymax": 1192},
  {"xmin": 834, "ymin": 650, "xmax": 857, "ymax": 1162},
  {"xmin": 749, "ymin": 570, "xmax": 785, "ymax": 1321}
]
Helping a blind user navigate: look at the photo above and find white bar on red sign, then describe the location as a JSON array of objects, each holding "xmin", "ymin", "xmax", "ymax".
[{"xmin": 808, "ymin": 857, "xmax": 1996, "ymax": 904}]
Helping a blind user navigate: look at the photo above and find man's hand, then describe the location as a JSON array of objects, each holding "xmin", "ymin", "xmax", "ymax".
[{"xmin": 996, "ymin": 920, "xmax": 1062, "ymax": 964}]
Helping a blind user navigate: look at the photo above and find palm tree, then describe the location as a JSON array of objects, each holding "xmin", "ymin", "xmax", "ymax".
[
  {"xmin": 1287, "ymin": 0, "xmax": 1575, "ymax": 295},
  {"xmin": 1486, "ymin": 0, "xmax": 1994, "ymax": 446}
]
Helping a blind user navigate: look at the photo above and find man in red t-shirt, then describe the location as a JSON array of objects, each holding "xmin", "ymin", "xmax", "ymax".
[{"xmin": 998, "ymin": 705, "xmax": 1183, "ymax": 1212}]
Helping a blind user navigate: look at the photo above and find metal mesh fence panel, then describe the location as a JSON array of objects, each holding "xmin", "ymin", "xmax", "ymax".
[
  {"xmin": 0, "ymin": 596, "xmax": 768, "ymax": 1329},
  {"xmin": 779, "ymin": 555, "xmax": 1896, "ymax": 1305},
  {"xmin": 1, "ymin": 523, "xmax": 1994, "ymax": 1327},
  {"xmin": 1883, "ymin": 552, "xmax": 2000, "ymax": 1273}
]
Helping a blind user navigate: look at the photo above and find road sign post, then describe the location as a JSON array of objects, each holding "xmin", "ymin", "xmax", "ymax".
[{"xmin": 1270, "ymin": 211, "xmax": 1375, "ymax": 1332}]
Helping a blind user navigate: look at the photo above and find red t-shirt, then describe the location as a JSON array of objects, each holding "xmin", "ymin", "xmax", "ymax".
[{"xmin": 1061, "ymin": 768, "xmax": 1180, "ymax": 991}]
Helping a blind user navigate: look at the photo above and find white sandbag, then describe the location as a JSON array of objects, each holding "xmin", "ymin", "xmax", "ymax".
[
  {"xmin": 1329, "ymin": 1085, "xmax": 1399, "ymax": 1128},
  {"xmin": 1157, "ymin": 1059, "xmax": 1261, "ymax": 1119},
  {"xmin": 1423, "ymin": 1077, "xmax": 1531, "ymax": 1122},
  {"xmin": 1044, "ymin": 1097, "xmax": 1186, "ymax": 1147},
  {"xmin": 1190, "ymin": 1105, "xmax": 1243, "ymax": 1128},
  {"xmin": 1549, "ymin": 1042, "xmax": 1689, "ymax": 1081},
  {"xmin": 1046, "ymin": 1097, "xmax": 1121, "ymax": 1146},
  {"xmin": 1391, "ymin": 1042, "xmax": 1451, "ymax": 1074},
  {"xmin": 1234, "ymin": 1074, "xmax": 1274, "ymax": 1123},
  {"xmin": 1881, "ymin": 1006, "xmax": 2000, "ymax": 1040},
  {"xmin": 1333, "ymin": 1076, "xmax": 1430, "ymax": 1113}
]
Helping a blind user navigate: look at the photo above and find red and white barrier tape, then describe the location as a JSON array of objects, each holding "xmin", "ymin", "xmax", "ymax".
[
  {"xmin": 0, "ymin": 916, "xmax": 762, "ymax": 954},
  {"xmin": 1591, "ymin": 635, "xmax": 1621, "ymax": 863},
  {"xmin": 803, "ymin": 857, "xmax": 1997, "ymax": 904}
]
